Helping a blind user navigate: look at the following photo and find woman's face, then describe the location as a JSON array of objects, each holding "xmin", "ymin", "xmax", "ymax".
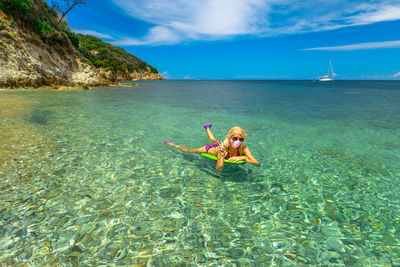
[{"xmin": 230, "ymin": 132, "xmax": 244, "ymax": 148}]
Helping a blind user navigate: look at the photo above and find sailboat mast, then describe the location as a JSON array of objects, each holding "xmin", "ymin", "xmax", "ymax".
[
  {"xmin": 330, "ymin": 60, "xmax": 334, "ymax": 78},
  {"xmin": 327, "ymin": 61, "xmax": 330, "ymax": 76}
]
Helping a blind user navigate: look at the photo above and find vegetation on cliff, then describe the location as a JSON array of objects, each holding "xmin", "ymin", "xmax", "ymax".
[
  {"xmin": 0, "ymin": 0, "xmax": 161, "ymax": 87},
  {"xmin": 78, "ymin": 34, "xmax": 158, "ymax": 74},
  {"xmin": 0, "ymin": 0, "xmax": 75, "ymax": 50}
]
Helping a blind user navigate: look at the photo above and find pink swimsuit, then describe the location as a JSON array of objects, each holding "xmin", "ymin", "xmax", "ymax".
[{"xmin": 204, "ymin": 142, "xmax": 240, "ymax": 159}]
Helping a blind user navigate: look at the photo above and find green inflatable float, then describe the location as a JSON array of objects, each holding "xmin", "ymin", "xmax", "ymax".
[{"xmin": 200, "ymin": 153, "xmax": 246, "ymax": 164}]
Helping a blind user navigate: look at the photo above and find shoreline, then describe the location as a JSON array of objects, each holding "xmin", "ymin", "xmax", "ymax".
[{"xmin": 0, "ymin": 82, "xmax": 138, "ymax": 91}]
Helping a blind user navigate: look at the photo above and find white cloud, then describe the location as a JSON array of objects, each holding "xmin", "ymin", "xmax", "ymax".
[
  {"xmin": 112, "ymin": 26, "xmax": 181, "ymax": 46},
  {"xmin": 76, "ymin": 30, "xmax": 114, "ymax": 40},
  {"xmin": 361, "ymin": 74, "xmax": 400, "ymax": 80},
  {"xmin": 112, "ymin": 0, "xmax": 271, "ymax": 45},
  {"xmin": 394, "ymin": 72, "xmax": 400, "ymax": 78},
  {"xmin": 348, "ymin": 5, "xmax": 400, "ymax": 25},
  {"xmin": 303, "ymin": 40, "xmax": 400, "ymax": 51},
  {"xmin": 161, "ymin": 71, "xmax": 170, "ymax": 79},
  {"xmin": 111, "ymin": 0, "xmax": 400, "ymax": 45}
]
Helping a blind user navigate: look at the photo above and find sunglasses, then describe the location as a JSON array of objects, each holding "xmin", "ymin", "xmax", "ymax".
[{"xmin": 232, "ymin": 137, "xmax": 245, "ymax": 142}]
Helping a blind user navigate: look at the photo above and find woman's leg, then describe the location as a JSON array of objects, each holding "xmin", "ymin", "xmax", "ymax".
[
  {"xmin": 205, "ymin": 127, "xmax": 218, "ymax": 142},
  {"xmin": 166, "ymin": 142, "xmax": 206, "ymax": 153}
]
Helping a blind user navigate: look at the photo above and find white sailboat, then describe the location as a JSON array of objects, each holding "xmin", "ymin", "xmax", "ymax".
[{"xmin": 318, "ymin": 60, "xmax": 335, "ymax": 82}]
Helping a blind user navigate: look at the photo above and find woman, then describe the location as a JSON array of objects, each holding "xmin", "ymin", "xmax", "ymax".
[{"xmin": 161, "ymin": 124, "xmax": 260, "ymax": 171}]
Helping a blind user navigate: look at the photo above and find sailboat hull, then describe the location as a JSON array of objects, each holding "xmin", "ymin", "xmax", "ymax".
[{"xmin": 318, "ymin": 77, "xmax": 334, "ymax": 82}]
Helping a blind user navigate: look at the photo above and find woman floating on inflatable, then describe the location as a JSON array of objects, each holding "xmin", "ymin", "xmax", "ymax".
[{"xmin": 161, "ymin": 124, "xmax": 260, "ymax": 171}]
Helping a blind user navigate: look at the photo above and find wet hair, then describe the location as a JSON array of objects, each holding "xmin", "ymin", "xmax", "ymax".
[{"xmin": 222, "ymin": 126, "xmax": 248, "ymax": 150}]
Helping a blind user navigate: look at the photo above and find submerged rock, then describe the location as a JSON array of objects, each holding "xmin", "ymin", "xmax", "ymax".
[{"xmin": 327, "ymin": 238, "xmax": 345, "ymax": 253}]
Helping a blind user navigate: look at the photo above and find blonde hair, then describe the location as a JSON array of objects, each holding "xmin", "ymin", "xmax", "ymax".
[{"xmin": 222, "ymin": 126, "xmax": 248, "ymax": 150}]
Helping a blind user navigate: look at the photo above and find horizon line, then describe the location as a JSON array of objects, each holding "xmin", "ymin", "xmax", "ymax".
[{"xmin": 140, "ymin": 79, "xmax": 400, "ymax": 81}]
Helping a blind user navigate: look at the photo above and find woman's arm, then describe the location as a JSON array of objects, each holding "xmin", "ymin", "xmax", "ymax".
[
  {"xmin": 227, "ymin": 155, "xmax": 248, "ymax": 163},
  {"xmin": 216, "ymin": 142, "xmax": 226, "ymax": 171},
  {"xmin": 242, "ymin": 146, "xmax": 260, "ymax": 166}
]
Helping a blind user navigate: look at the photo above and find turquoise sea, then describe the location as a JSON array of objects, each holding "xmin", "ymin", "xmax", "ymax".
[{"xmin": 1, "ymin": 80, "xmax": 400, "ymax": 265}]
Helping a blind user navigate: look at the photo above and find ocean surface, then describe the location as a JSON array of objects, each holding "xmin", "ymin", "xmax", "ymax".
[{"xmin": 0, "ymin": 80, "xmax": 399, "ymax": 265}]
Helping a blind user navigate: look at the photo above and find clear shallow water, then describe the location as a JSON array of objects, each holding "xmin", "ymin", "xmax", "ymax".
[{"xmin": 0, "ymin": 80, "xmax": 400, "ymax": 265}]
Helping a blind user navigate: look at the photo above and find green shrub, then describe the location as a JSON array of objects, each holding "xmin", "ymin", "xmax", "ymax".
[
  {"xmin": 36, "ymin": 18, "xmax": 54, "ymax": 34},
  {"xmin": 150, "ymin": 66, "xmax": 158, "ymax": 74},
  {"xmin": 16, "ymin": 0, "xmax": 28, "ymax": 9},
  {"xmin": 64, "ymin": 30, "xmax": 79, "ymax": 48},
  {"xmin": 0, "ymin": 0, "xmax": 30, "ymax": 14},
  {"xmin": 127, "ymin": 65, "xmax": 136, "ymax": 72},
  {"xmin": 98, "ymin": 47, "xmax": 108, "ymax": 55}
]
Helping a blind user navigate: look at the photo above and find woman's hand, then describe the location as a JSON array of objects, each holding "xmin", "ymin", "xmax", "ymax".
[
  {"xmin": 228, "ymin": 156, "xmax": 244, "ymax": 163},
  {"xmin": 218, "ymin": 142, "xmax": 227, "ymax": 158}
]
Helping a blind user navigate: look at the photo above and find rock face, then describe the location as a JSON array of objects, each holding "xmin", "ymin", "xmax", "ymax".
[
  {"xmin": 117, "ymin": 70, "xmax": 164, "ymax": 81},
  {"xmin": 0, "ymin": 37, "xmax": 106, "ymax": 87},
  {"xmin": 99, "ymin": 68, "xmax": 164, "ymax": 83},
  {"xmin": 0, "ymin": 8, "xmax": 163, "ymax": 89}
]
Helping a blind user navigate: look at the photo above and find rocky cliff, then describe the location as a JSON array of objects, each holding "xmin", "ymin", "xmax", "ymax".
[{"xmin": 0, "ymin": 0, "xmax": 163, "ymax": 89}]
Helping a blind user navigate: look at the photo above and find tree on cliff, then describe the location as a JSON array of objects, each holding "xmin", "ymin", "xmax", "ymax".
[{"xmin": 51, "ymin": 0, "xmax": 87, "ymax": 27}]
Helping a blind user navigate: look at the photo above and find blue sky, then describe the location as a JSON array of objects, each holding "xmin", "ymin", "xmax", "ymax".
[{"xmin": 49, "ymin": 0, "xmax": 400, "ymax": 80}]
